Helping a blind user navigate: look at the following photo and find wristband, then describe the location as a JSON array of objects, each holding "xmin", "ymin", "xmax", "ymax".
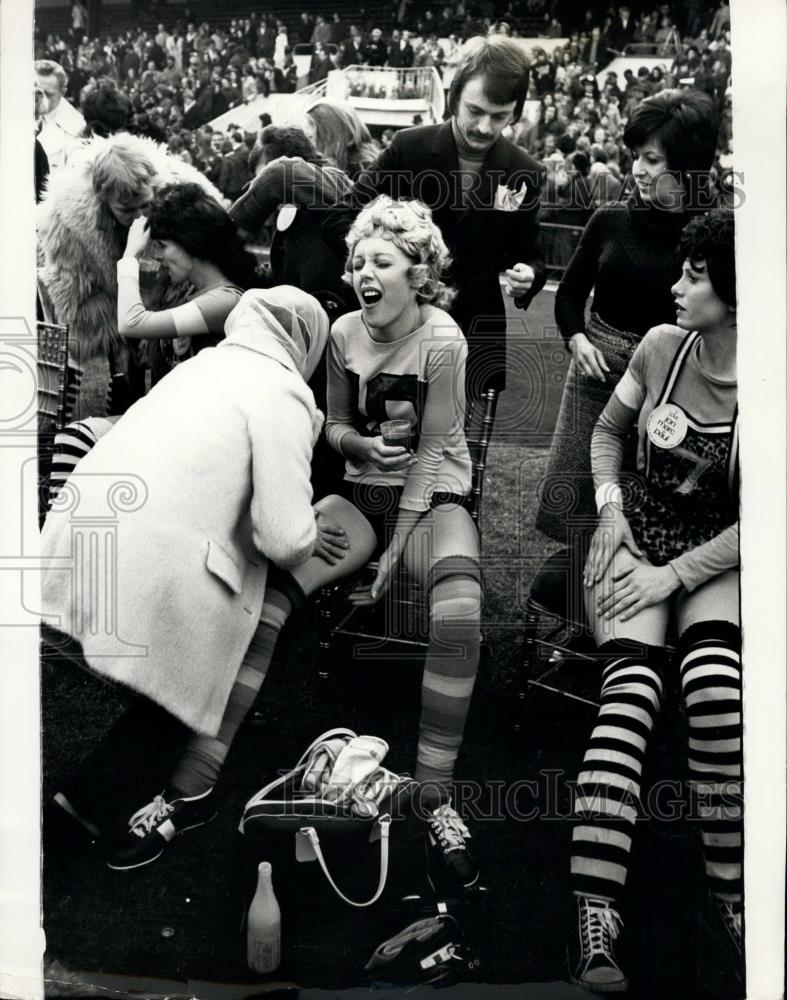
[{"xmin": 595, "ymin": 482, "xmax": 623, "ymax": 514}]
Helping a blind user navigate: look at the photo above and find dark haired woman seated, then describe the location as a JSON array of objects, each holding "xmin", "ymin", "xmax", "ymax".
[
  {"xmin": 565, "ymin": 209, "xmax": 741, "ymax": 992},
  {"xmin": 118, "ymin": 181, "xmax": 262, "ymax": 381},
  {"xmin": 47, "ymin": 182, "xmax": 262, "ymax": 505}
]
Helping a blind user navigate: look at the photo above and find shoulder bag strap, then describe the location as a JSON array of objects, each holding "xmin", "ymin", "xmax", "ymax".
[{"xmin": 298, "ymin": 814, "xmax": 392, "ymax": 908}]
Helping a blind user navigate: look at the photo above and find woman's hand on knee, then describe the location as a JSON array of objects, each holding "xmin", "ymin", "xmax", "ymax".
[
  {"xmin": 584, "ymin": 505, "xmax": 643, "ymax": 588},
  {"xmin": 597, "ymin": 562, "xmax": 682, "ymax": 621},
  {"xmin": 312, "ymin": 510, "xmax": 349, "ymax": 565}
]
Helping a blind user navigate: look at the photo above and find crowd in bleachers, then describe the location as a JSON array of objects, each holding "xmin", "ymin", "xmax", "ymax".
[{"xmin": 35, "ymin": 2, "xmax": 732, "ymax": 204}]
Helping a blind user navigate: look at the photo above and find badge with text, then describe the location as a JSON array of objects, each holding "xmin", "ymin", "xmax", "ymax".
[{"xmin": 646, "ymin": 403, "xmax": 688, "ymax": 449}]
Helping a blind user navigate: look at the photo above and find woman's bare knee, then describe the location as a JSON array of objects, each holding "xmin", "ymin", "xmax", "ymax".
[{"xmin": 291, "ymin": 494, "xmax": 377, "ymax": 594}]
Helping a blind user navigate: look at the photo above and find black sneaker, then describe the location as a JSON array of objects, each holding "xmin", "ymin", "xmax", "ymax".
[
  {"xmin": 567, "ymin": 893, "xmax": 628, "ymax": 993},
  {"xmin": 425, "ymin": 803, "xmax": 480, "ymax": 891},
  {"xmin": 105, "ymin": 787, "xmax": 216, "ymax": 871}
]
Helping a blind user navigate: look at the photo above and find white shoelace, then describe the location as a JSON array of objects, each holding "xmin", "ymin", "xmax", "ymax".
[
  {"xmin": 581, "ymin": 898, "xmax": 624, "ymax": 962},
  {"xmin": 128, "ymin": 795, "xmax": 172, "ymax": 838},
  {"xmin": 429, "ymin": 805, "xmax": 470, "ymax": 852}
]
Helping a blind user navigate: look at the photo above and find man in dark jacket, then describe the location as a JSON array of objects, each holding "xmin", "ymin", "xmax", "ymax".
[
  {"xmin": 340, "ymin": 26, "xmax": 368, "ymax": 68},
  {"xmin": 218, "ymin": 133, "xmax": 251, "ymax": 201},
  {"xmin": 308, "ymin": 43, "xmax": 334, "ymax": 84},
  {"xmin": 607, "ymin": 4, "xmax": 635, "ymax": 53},
  {"xmin": 387, "ymin": 29, "xmax": 415, "ymax": 68},
  {"xmin": 356, "ymin": 34, "xmax": 546, "ymax": 399}
]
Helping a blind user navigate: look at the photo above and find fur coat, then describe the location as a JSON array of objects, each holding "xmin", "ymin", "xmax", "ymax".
[
  {"xmin": 37, "ymin": 133, "xmax": 225, "ymax": 363},
  {"xmin": 40, "ymin": 288, "xmax": 329, "ymax": 736}
]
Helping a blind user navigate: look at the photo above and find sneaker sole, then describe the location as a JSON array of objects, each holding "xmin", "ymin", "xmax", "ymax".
[
  {"xmin": 567, "ymin": 947, "xmax": 628, "ymax": 993},
  {"xmin": 568, "ymin": 972, "xmax": 629, "ymax": 994},
  {"xmin": 106, "ymin": 811, "xmax": 218, "ymax": 871}
]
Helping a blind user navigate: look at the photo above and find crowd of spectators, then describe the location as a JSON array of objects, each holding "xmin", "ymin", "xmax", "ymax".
[
  {"xmin": 34, "ymin": 2, "xmax": 733, "ymax": 206},
  {"xmin": 506, "ymin": 4, "xmax": 733, "ymax": 223}
]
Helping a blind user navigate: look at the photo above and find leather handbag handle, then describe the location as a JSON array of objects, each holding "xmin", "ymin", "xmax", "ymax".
[{"xmin": 298, "ymin": 815, "xmax": 391, "ymax": 908}]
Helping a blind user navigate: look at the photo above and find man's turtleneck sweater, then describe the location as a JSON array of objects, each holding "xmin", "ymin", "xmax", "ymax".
[{"xmin": 451, "ymin": 117, "xmax": 493, "ymax": 207}]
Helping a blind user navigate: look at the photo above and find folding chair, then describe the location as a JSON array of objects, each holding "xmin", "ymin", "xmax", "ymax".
[
  {"xmin": 517, "ymin": 545, "xmax": 681, "ymax": 745},
  {"xmin": 515, "ymin": 545, "xmax": 601, "ymax": 735},
  {"xmin": 37, "ymin": 319, "xmax": 71, "ymax": 522}
]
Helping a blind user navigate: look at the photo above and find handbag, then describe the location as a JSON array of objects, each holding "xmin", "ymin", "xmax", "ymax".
[{"xmin": 239, "ymin": 727, "xmax": 419, "ymax": 908}]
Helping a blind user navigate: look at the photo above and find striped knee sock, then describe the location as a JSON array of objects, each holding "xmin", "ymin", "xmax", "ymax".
[
  {"xmin": 170, "ymin": 575, "xmax": 303, "ymax": 797},
  {"xmin": 679, "ymin": 620, "xmax": 743, "ymax": 903},
  {"xmin": 48, "ymin": 418, "xmax": 104, "ymax": 508},
  {"xmin": 570, "ymin": 641, "xmax": 666, "ymax": 900},
  {"xmin": 415, "ymin": 555, "xmax": 482, "ymax": 789}
]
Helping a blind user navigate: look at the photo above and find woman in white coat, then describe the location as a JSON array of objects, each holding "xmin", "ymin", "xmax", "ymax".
[{"xmin": 41, "ymin": 287, "xmax": 358, "ymax": 867}]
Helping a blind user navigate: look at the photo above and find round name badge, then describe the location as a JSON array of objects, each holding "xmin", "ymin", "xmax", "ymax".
[
  {"xmin": 646, "ymin": 403, "xmax": 688, "ymax": 449},
  {"xmin": 276, "ymin": 203, "xmax": 298, "ymax": 232}
]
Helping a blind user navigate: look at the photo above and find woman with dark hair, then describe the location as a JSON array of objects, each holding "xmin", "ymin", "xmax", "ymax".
[
  {"xmin": 567, "ymin": 209, "xmax": 741, "ymax": 992},
  {"xmin": 536, "ymin": 88, "xmax": 720, "ymax": 543},
  {"xmin": 45, "ymin": 182, "xmax": 260, "ymax": 503},
  {"xmin": 79, "ymin": 76, "xmax": 132, "ymax": 137},
  {"xmin": 118, "ymin": 181, "xmax": 260, "ymax": 376},
  {"xmin": 37, "ymin": 131, "xmax": 225, "ymax": 417}
]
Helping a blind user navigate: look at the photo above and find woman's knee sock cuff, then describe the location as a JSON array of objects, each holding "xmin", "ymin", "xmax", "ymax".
[
  {"xmin": 427, "ymin": 555, "xmax": 482, "ymax": 595},
  {"xmin": 678, "ymin": 619, "xmax": 741, "ymax": 657},
  {"xmin": 265, "ymin": 566, "xmax": 308, "ymax": 614},
  {"xmin": 597, "ymin": 637, "xmax": 669, "ymax": 667}
]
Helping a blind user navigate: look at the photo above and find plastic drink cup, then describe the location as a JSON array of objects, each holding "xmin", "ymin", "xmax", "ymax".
[
  {"xmin": 138, "ymin": 259, "xmax": 168, "ymax": 309},
  {"xmin": 380, "ymin": 419, "xmax": 412, "ymax": 451}
]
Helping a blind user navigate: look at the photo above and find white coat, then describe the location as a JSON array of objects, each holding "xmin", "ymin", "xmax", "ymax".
[{"xmin": 41, "ymin": 288, "xmax": 329, "ymax": 736}]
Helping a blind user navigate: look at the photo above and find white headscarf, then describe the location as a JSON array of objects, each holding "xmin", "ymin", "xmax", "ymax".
[{"xmin": 222, "ymin": 285, "xmax": 329, "ymax": 382}]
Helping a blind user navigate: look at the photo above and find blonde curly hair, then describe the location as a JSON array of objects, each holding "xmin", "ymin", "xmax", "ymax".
[{"xmin": 345, "ymin": 196, "xmax": 456, "ymax": 309}]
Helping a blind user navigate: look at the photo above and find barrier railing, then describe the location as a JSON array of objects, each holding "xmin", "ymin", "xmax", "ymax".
[
  {"xmin": 539, "ymin": 222, "xmax": 585, "ymax": 280},
  {"xmin": 325, "ymin": 65, "xmax": 445, "ymax": 125}
]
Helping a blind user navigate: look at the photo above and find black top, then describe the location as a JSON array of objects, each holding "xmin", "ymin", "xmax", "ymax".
[
  {"xmin": 555, "ymin": 196, "xmax": 698, "ymax": 346},
  {"xmin": 35, "ymin": 138, "xmax": 50, "ymax": 203}
]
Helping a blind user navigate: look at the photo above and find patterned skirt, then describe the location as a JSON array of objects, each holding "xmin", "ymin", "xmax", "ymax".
[{"xmin": 535, "ymin": 313, "xmax": 640, "ymax": 544}]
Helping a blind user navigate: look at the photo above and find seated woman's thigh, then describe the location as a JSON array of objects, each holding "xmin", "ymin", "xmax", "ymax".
[
  {"xmin": 676, "ymin": 567, "xmax": 739, "ymax": 634},
  {"xmin": 402, "ymin": 502, "xmax": 480, "ymax": 583},
  {"xmin": 586, "ymin": 546, "xmax": 671, "ymax": 648}
]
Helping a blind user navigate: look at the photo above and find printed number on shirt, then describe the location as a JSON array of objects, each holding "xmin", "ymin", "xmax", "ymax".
[
  {"xmin": 361, "ymin": 372, "xmax": 420, "ymax": 435},
  {"xmin": 672, "ymin": 445, "xmax": 713, "ymax": 496}
]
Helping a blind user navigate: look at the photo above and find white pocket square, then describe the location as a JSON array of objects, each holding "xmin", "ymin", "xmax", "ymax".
[{"xmin": 494, "ymin": 182, "xmax": 528, "ymax": 211}]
